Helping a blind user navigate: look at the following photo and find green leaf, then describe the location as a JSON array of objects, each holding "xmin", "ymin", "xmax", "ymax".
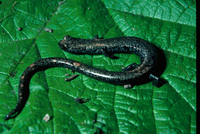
[{"xmin": 0, "ymin": 0, "xmax": 196, "ymax": 133}]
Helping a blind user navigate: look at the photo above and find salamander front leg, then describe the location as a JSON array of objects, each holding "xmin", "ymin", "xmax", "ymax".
[
  {"xmin": 122, "ymin": 63, "xmax": 139, "ymax": 71},
  {"xmin": 103, "ymin": 52, "xmax": 119, "ymax": 59},
  {"xmin": 124, "ymin": 84, "xmax": 134, "ymax": 89},
  {"xmin": 94, "ymin": 35, "xmax": 119, "ymax": 59}
]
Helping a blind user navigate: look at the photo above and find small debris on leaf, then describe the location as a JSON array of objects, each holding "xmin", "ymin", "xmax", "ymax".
[
  {"xmin": 17, "ymin": 27, "xmax": 22, "ymax": 31},
  {"xmin": 75, "ymin": 97, "xmax": 90, "ymax": 104},
  {"xmin": 44, "ymin": 28, "xmax": 53, "ymax": 33},
  {"xmin": 43, "ymin": 114, "xmax": 50, "ymax": 122}
]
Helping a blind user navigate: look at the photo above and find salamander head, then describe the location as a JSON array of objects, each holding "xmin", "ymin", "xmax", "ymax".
[
  {"xmin": 58, "ymin": 35, "xmax": 102, "ymax": 54},
  {"xmin": 59, "ymin": 35, "xmax": 92, "ymax": 53},
  {"xmin": 58, "ymin": 35, "xmax": 76, "ymax": 51}
]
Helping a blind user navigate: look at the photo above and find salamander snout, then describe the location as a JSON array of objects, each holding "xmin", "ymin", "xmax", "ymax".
[{"xmin": 58, "ymin": 35, "xmax": 74, "ymax": 51}]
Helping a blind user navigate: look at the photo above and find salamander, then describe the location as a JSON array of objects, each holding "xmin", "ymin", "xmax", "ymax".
[{"xmin": 5, "ymin": 35, "xmax": 160, "ymax": 120}]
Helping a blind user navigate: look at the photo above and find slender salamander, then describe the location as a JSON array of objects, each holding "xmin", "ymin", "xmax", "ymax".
[{"xmin": 5, "ymin": 35, "xmax": 160, "ymax": 120}]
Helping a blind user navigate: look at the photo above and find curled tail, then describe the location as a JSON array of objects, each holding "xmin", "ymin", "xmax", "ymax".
[{"xmin": 5, "ymin": 58, "xmax": 76, "ymax": 120}]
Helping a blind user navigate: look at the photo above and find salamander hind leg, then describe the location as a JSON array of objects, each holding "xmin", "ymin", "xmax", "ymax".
[
  {"xmin": 93, "ymin": 35, "xmax": 99, "ymax": 39},
  {"xmin": 149, "ymin": 74, "xmax": 161, "ymax": 87},
  {"xmin": 65, "ymin": 74, "xmax": 79, "ymax": 81},
  {"xmin": 65, "ymin": 69, "xmax": 79, "ymax": 82}
]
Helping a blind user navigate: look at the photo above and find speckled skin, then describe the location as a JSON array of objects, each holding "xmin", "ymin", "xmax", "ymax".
[
  {"xmin": 58, "ymin": 35, "xmax": 158, "ymax": 84},
  {"xmin": 5, "ymin": 36, "xmax": 158, "ymax": 120}
]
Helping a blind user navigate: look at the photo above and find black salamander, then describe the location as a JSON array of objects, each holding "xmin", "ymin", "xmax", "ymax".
[{"xmin": 5, "ymin": 35, "xmax": 160, "ymax": 120}]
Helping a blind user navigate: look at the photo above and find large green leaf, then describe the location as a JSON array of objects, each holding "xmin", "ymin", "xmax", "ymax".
[{"xmin": 0, "ymin": 0, "xmax": 196, "ymax": 133}]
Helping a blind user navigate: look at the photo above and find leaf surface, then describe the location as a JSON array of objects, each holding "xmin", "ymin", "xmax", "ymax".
[{"xmin": 0, "ymin": 0, "xmax": 196, "ymax": 133}]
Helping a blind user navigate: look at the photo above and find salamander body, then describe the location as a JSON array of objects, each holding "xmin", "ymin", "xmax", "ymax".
[{"xmin": 5, "ymin": 35, "xmax": 160, "ymax": 120}]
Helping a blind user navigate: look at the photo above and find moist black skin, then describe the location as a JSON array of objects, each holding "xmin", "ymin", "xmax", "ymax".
[{"xmin": 5, "ymin": 35, "xmax": 160, "ymax": 120}]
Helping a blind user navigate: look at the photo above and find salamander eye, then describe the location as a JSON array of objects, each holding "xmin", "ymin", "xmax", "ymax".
[{"xmin": 64, "ymin": 35, "xmax": 71, "ymax": 40}]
